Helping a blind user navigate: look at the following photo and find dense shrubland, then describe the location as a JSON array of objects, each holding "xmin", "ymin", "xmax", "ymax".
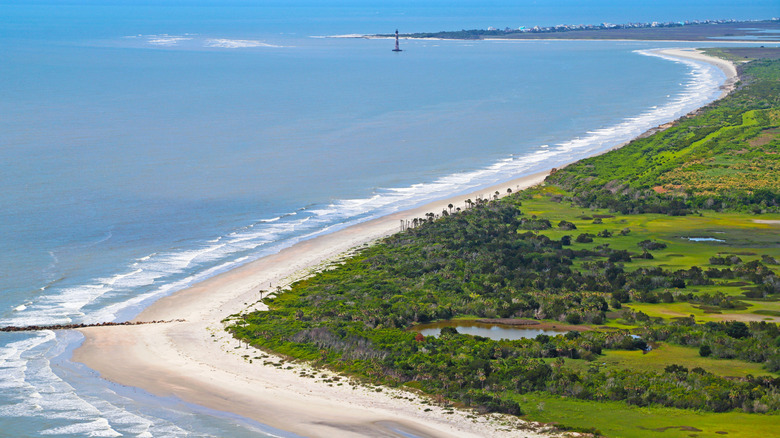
[{"xmin": 547, "ymin": 60, "xmax": 780, "ymax": 214}]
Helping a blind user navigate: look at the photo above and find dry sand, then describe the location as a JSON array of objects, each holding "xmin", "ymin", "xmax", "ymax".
[
  {"xmin": 73, "ymin": 50, "xmax": 738, "ymax": 437},
  {"xmin": 655, "ymin": 48, "xmax": 739, "ymax": 97}
]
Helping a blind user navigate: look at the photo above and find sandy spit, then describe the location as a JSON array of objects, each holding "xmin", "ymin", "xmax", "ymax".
[{"xmin": 73, "ymin": 50, "xmax": 738, "ymax": 437}]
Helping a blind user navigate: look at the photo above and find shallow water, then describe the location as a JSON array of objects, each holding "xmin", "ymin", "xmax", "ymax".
[{"xmin": 414, "ymin": 321, "xmax": 569, "ymax": 341}]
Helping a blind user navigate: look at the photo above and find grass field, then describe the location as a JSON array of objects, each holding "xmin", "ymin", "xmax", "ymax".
[
  {"xmin": 521, "ymin": 191, "xmax": 780, "ymax": 273},
  {"xmin": 519, "ymin": 192, "xmax": 780, "ymax": 326},
  {"xmin": 516, "ymin": 392, "xmax": 780, "ymax": 438},
  {"xmin": 626, "ymin": 300, "xmax": 780, "ymax": 324},
  {"xmin": 560, "ymin": 342, "xmax": 775, "ymax": 378}
]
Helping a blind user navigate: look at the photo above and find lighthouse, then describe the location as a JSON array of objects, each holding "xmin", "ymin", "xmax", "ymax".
[{"xmin": 392, "ymin": 29, "xmax": 403, "ymax": 52}]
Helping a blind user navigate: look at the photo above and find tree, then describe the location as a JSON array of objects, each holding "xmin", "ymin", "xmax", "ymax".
[
  {"xmin": 699, "ymin": 344, "xmax": 712, "ymax": 357},
  {"xmin": 725, "ymin": 321, "xmax": 750, "ymax": 339}
]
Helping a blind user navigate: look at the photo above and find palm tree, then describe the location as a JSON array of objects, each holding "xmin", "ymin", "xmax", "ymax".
[
  {"xmin": 447, "ymin": 203, "xmax": 453, "ymax": 213},
  {"xmin": 477, "ymin": 369, "xmax": 486, "ymax": 389}
]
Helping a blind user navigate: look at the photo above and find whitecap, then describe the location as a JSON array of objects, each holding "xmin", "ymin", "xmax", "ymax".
[
  {"xmin": 147, "ymin": 36, "xmax": 192, "ymax": 47},
  {"xmin": 204, "ymin": 39, "xmax": 282, "ymax": 49}
]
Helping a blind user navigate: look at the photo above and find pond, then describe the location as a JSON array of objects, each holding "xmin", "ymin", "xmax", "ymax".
[
  {"xmin": 684, "ymin": 237, "xmax": 725, "ymax": 242},
  {"xmin": 413, "ymin": 320, "xmax": 569, "ymax": 341}
]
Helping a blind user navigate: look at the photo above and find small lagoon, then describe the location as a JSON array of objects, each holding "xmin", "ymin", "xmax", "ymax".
[
  {"xmin": 685, "ymin": 237, "xmax": 726, "ymax": 242},
  {"xmin": 414, "ymin": 320, "xmax": 569, "ymax": 341}
]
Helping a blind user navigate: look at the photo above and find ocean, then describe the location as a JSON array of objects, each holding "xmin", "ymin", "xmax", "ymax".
[{"xmin": 1, "ymin": 1, "xmax": 777, "ymax": 436}]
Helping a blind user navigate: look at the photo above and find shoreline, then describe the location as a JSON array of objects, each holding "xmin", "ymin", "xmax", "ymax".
[
  {"xmin": 72, "ymin": 49, "xmax": 738, "ymax": 437},
  {"xmin": 333, "ymin": 34, "xmax": 780, "ymax": 45}
]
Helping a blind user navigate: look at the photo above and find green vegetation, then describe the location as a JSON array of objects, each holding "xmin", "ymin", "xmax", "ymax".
[
  {"xmin": 229, "ymin": 59, "xmax": 780, "ymax": 434},
  {"xmin": 703, "ymin": 47, "xmax": 780, "ymax": 62},
  {"xmin": 517, "ymin": 392, "xmax": 780, "ymax": 438},
  {"xmin": 547, "ymin": 58, "xmax": 780, "ymax": 214},
  {"xmin": 562, "ymin": 342, "xmax": 774, "ymax": 378}
]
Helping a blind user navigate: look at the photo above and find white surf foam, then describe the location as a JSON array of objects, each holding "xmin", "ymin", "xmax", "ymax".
[
  {"xmin": 0, "ymin": 331, "xmax": 198, "ymax": 437},
  {"xmin": 146, "ymin": 35, "xmax": 192, "ymax": 46},
  {"xmin": 204, "ymin": 39, "xmax": 282, "ymax": 49}
]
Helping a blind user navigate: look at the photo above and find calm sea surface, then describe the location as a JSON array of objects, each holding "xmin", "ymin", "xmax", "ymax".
[{"xmin": 1, "ymin": 1, "xmax": 777, "ymax": 436}]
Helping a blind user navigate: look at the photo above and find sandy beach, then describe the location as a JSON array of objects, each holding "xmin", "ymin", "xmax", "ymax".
[
  {"xmin": 73, "ymin": 49, "xmax": 737, "ymax": 437},
  {"xmin": 655, "ymin": 48, "xmax": 739, "ymax": 97}
]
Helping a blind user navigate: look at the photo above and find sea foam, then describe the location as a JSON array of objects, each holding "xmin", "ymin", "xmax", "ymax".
[{"xmin": 205, "ymin": 39, "xmax": 283, "ymax": 49}]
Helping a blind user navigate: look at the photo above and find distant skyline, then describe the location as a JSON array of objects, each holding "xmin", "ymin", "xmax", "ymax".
[{"xmin": 2, "ymin": 0, "xmax": 779, "ymax": 37}]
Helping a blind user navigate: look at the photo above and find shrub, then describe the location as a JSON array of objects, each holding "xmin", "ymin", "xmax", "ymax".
[
  {"xmin": 440, "ymin": 326, "xmax": 459, "ymax": 336},
  {"xmin": 558, "ymin": 220, "xmax": 577, "ymax": 230},
  {"xmin": 766, "ymin": 354, "xmax": 780, "ymax": 372},
  {"xmin": 576, "ymin": 233, "xmax": 594, "ymax": 243},
  {"xmin": 664, "ymin": 364, "xmax": 688, "ymax": 374},
  {"xmin": 638, "ymin": 240, "xmax": 667, "ymax": 250}
]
